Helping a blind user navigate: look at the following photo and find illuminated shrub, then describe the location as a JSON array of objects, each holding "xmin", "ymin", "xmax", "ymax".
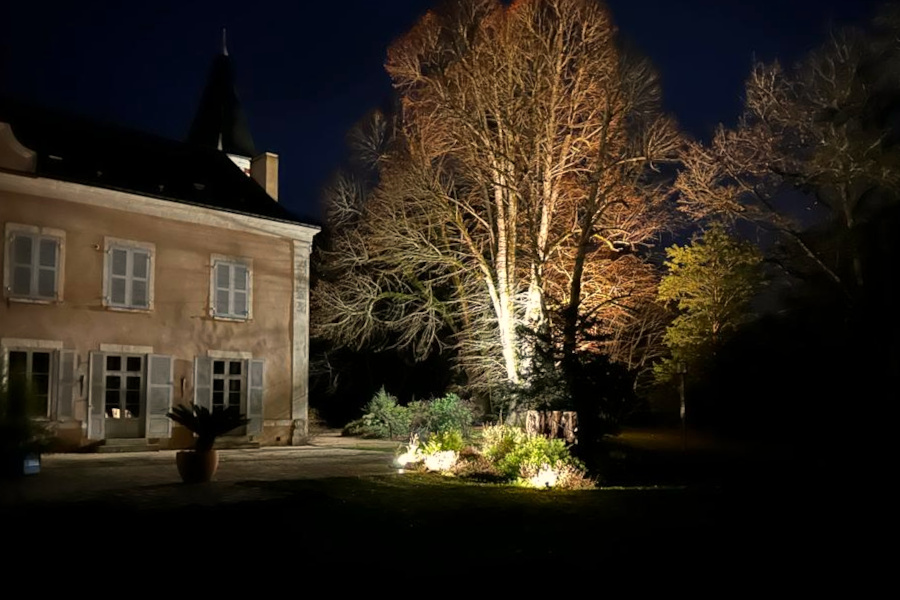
[
  {"xmin": 399, "ymin": 425, "xmax": 593, "ymax": 488},
  {"xmin": 481, "ymin": 425, "xmax": 593, "ymax": 489},
  {"xmin": 494, "ymin": 433, "xmax": 570, "ymax": 479},
  {"xmin": 395, "ymin": 434, "xmax": 422, "ymax": 467},
  {"xmin": 395, "ymin": 416, "xmax": 594, "ymax": 489},
  {"xmin": 518, "ymin": 462, "xmax": 595, "ymax": 490},
  {"xmin": 396, "ymin": 428, "xmax": 464, "ymax": 469},
  {"xmin": 423, "ymin": 450, "xmax": 459, "ymax": 472},
  {"xmin": 422, "ymin": 429, "xmax": 465, "ymax": 454},
  {"xmin": 480, "ymin": 424, "xmax": 527, "ymax": 465},
  {"xmin": 400, "ymin": 429, "xmax": 465, "ymax": 473}
]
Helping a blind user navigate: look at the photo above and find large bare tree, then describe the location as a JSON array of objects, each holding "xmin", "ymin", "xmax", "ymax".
[{"xmin": 313, "ymin": 0, "xmax": 680, "ymax": 405}]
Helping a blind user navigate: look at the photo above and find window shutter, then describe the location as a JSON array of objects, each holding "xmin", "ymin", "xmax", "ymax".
[
  {"xmin": 110, "ymin": 248, "xmax": 128, "ymax": 305},
  {"xmin": 146, "ymin": 354, "xmax": 173, "ymax": 438},
  {"xmin": 56, "ymin": 349, "xmax": 76, "ymax": 420},
  {"xmin": 233, "ymin": 265, "xmax": 248, "ymax": 317},
  {"xmin": 194, "ymin": 356, "xmax": 213, "ymax": 410},
  {"xmin": 11, "ymin": 234, "xmax": 33, "ymax": 295},
  {"xmin": 37, "ymin": 237, "xmax": 58, "ymax": 298},
  {"xmin": 247, "ymin": 359, "xmax": 264, "ymax": 436},
  {"xmin": 87, "ymin": 352, "xmax": 106, "ymax": 440},
  {"xmin": 131, "ymin": 250, "xmax": 150, "ymax": 308},
  {"xmin": 215, "ymin": 263, "xmax": 231, "ymax": 315}
]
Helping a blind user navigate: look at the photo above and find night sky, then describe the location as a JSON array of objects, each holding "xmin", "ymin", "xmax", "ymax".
[{"xmin": 0, "ymin": 0, "xmax": 885, "ymax": 223}]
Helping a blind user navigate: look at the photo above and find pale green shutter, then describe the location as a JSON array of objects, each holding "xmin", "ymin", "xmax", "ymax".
[
  {"xmin": 87, "ymin": 352, "xmax": 106, "ymax": 440},
  {"xmin": 194, "ymin": 356, "xmax": 212, "ymax": 410},
  {"xmin": 37, "ymin": 237, "xmax": 58, "ymax": 298},
  {"xmin": 214, "ymin": 263, "xmax": 230, "ymax": 316},
  {"xmin": 233, "ymin": 265, "xmax": 248, "ymax": 317},
  {"xmin": 247, "ymin": 359, "xmax": 264, "ymax": 436},
  {"xmin": 11, "ymin": 234, "xmax": 33, "ymax": 295},
  {"xmin": 131, "ymin": 250, "xmax": 150, "ymax": 309},
  {"xmin": 56, "ymin": 349, "xmax": 76, "ymax": 420},
  {"xmin": 109, "ymin": 248, "xmax": 128, "ymax": 305},
  {"xmin": 146, "ymin": 354, "xmax": 173, "ymax": 438}
]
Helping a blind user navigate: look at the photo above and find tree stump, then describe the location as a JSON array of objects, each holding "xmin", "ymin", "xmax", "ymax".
[{"xmin": 525, "ymin": 410, "xmax": 578, "ymax": 443}]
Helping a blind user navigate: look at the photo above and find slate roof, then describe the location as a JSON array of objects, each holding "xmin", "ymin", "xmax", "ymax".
[{"xmin": 0, "ymin": 98, "xmax": 316, "ymax": 228}]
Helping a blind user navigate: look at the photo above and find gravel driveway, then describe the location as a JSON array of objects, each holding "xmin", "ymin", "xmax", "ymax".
[{"xmin": 1, "ymin": 432, "xmax": 404, "ymax": 508}]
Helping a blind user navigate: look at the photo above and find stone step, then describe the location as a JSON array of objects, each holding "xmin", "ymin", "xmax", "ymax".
[
  {"xmin": 97, "ymin": 439, "xmax": 160, "ymax": 453},
  {"xmin": 214, "ymin": 438, "xmax": 261, "ymax": 450}
]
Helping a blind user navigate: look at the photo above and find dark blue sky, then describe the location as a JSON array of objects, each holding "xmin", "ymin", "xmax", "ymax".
[{"xmin": 0, "ymin": 0, "xmax": 885, "ymax": 223}]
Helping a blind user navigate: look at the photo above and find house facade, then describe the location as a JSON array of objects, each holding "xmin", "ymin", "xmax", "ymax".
[{"xmin": 0, "ymin": 48, "xmax": 318, "ymax": 451}]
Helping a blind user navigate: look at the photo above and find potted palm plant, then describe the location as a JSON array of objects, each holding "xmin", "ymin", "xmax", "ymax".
[{"xmin": 166, "ymin": 404, "xmax": 249, "ymax": 483}]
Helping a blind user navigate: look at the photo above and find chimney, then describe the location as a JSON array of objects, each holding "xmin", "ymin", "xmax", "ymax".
[{"xmin": 250, "ymin": 152, "xmax": 279, "ymax": 201}]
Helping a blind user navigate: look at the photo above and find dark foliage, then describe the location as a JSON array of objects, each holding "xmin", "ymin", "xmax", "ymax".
[{"xmin": 310, "ymin": 343, "xmax": 455, "ymax": 427}]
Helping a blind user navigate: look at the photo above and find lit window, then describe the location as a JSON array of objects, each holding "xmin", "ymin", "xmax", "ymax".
[{"xmin": 103, "ymin": 354, "xmax": 143, "ymax": 419}]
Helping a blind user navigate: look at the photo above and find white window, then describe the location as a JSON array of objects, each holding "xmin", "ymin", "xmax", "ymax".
[
  {"xmin": 210, "ymin": 255, "xmax": 252, "ymax": 320},
  {"xmin": 86, "ymin": 349, "xmax": 173, "ymax": 440},
  {"xmin": 103, "ymin": 354, "xmax": 144, "ymax": 419},
  {"xmin": 3, "ymin": 223, "xmax": 65, "ymax": 302},
  {"xmin": 103, "ymin": 238, "xmax": 154, "ymax": 311},
  {"xmin": 194, "ymin": 354, "xmax": 264, "ymax": 436}
]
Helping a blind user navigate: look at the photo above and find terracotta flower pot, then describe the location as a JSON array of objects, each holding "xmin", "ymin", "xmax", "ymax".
[{"xmin": 175, "ymin": 449, "xmax": 219, "ymax": 484}]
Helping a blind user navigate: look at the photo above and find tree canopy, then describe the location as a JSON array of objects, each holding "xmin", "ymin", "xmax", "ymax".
[
  {"xmin": 312, "ymin": 0, "xmax": 680, "ymax": 410},
  {"xmin": 655, "ymin": 223, "xmax": 763, "ymax": 382}
]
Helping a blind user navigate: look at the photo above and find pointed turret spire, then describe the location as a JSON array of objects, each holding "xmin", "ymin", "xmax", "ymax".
[{"xmin": 187, "ymin": 32, "xmax": 256, "ymax": 160}]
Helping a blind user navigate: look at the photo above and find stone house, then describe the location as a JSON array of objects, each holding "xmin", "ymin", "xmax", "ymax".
[{"xmin": 0, "ymin": 45, "xmax": 318, "ymax": 450}]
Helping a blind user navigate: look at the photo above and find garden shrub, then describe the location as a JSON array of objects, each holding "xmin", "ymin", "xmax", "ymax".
[
  {"xmin": 394, "ymin": 432, "xmax": 461, "ymax": 473},
  {"xmin": 395, "ymin": 430, "xmax": 465, "ymax": 473},
  {"xmin": 342, "ymin": 387, "xmax": 410, "ymax": 439},
  {"xmin": 409, "ymin": 429, "xmax": 465, "ymax": 473},
  {"xmin": 398, "ymin": 423, "xmax": 593, "ymax": 488},
  {"xmin": 451, "ymin": 446, "xmax": 503, "ymax": 481},
  {"xmin": 480, "ymin": 424, "xmax": 527, "ymax": 464},
  {"xmin": 422, "ymin": 450, "xmax": 459, "ymax": 472},
  {"xmin": 517, "ymin": 462, "xmax": 595, "ymax": 490},
  {"xmin": 494, "ymin": 434, "xmax": 571, "ymax": 479},
  {"xmin": 421, "ymin": 428, "xmax": 465, "ymax": 454},
  {"xmin": 479, "ymin": 424, "xmax": 593, "ymax": 489},
  {"xmin": 409, "ymin": 393, "xmax": 475, "ymax": 437}
]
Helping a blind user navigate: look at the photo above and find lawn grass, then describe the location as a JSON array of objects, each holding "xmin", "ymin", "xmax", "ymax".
[
  {"xmin": 5, "ymin": 466, "xmax": 848, "ymax": 574},
  {"xmin": 225, "ymin": 472, "xmax": 731, "ymax": 564}
]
